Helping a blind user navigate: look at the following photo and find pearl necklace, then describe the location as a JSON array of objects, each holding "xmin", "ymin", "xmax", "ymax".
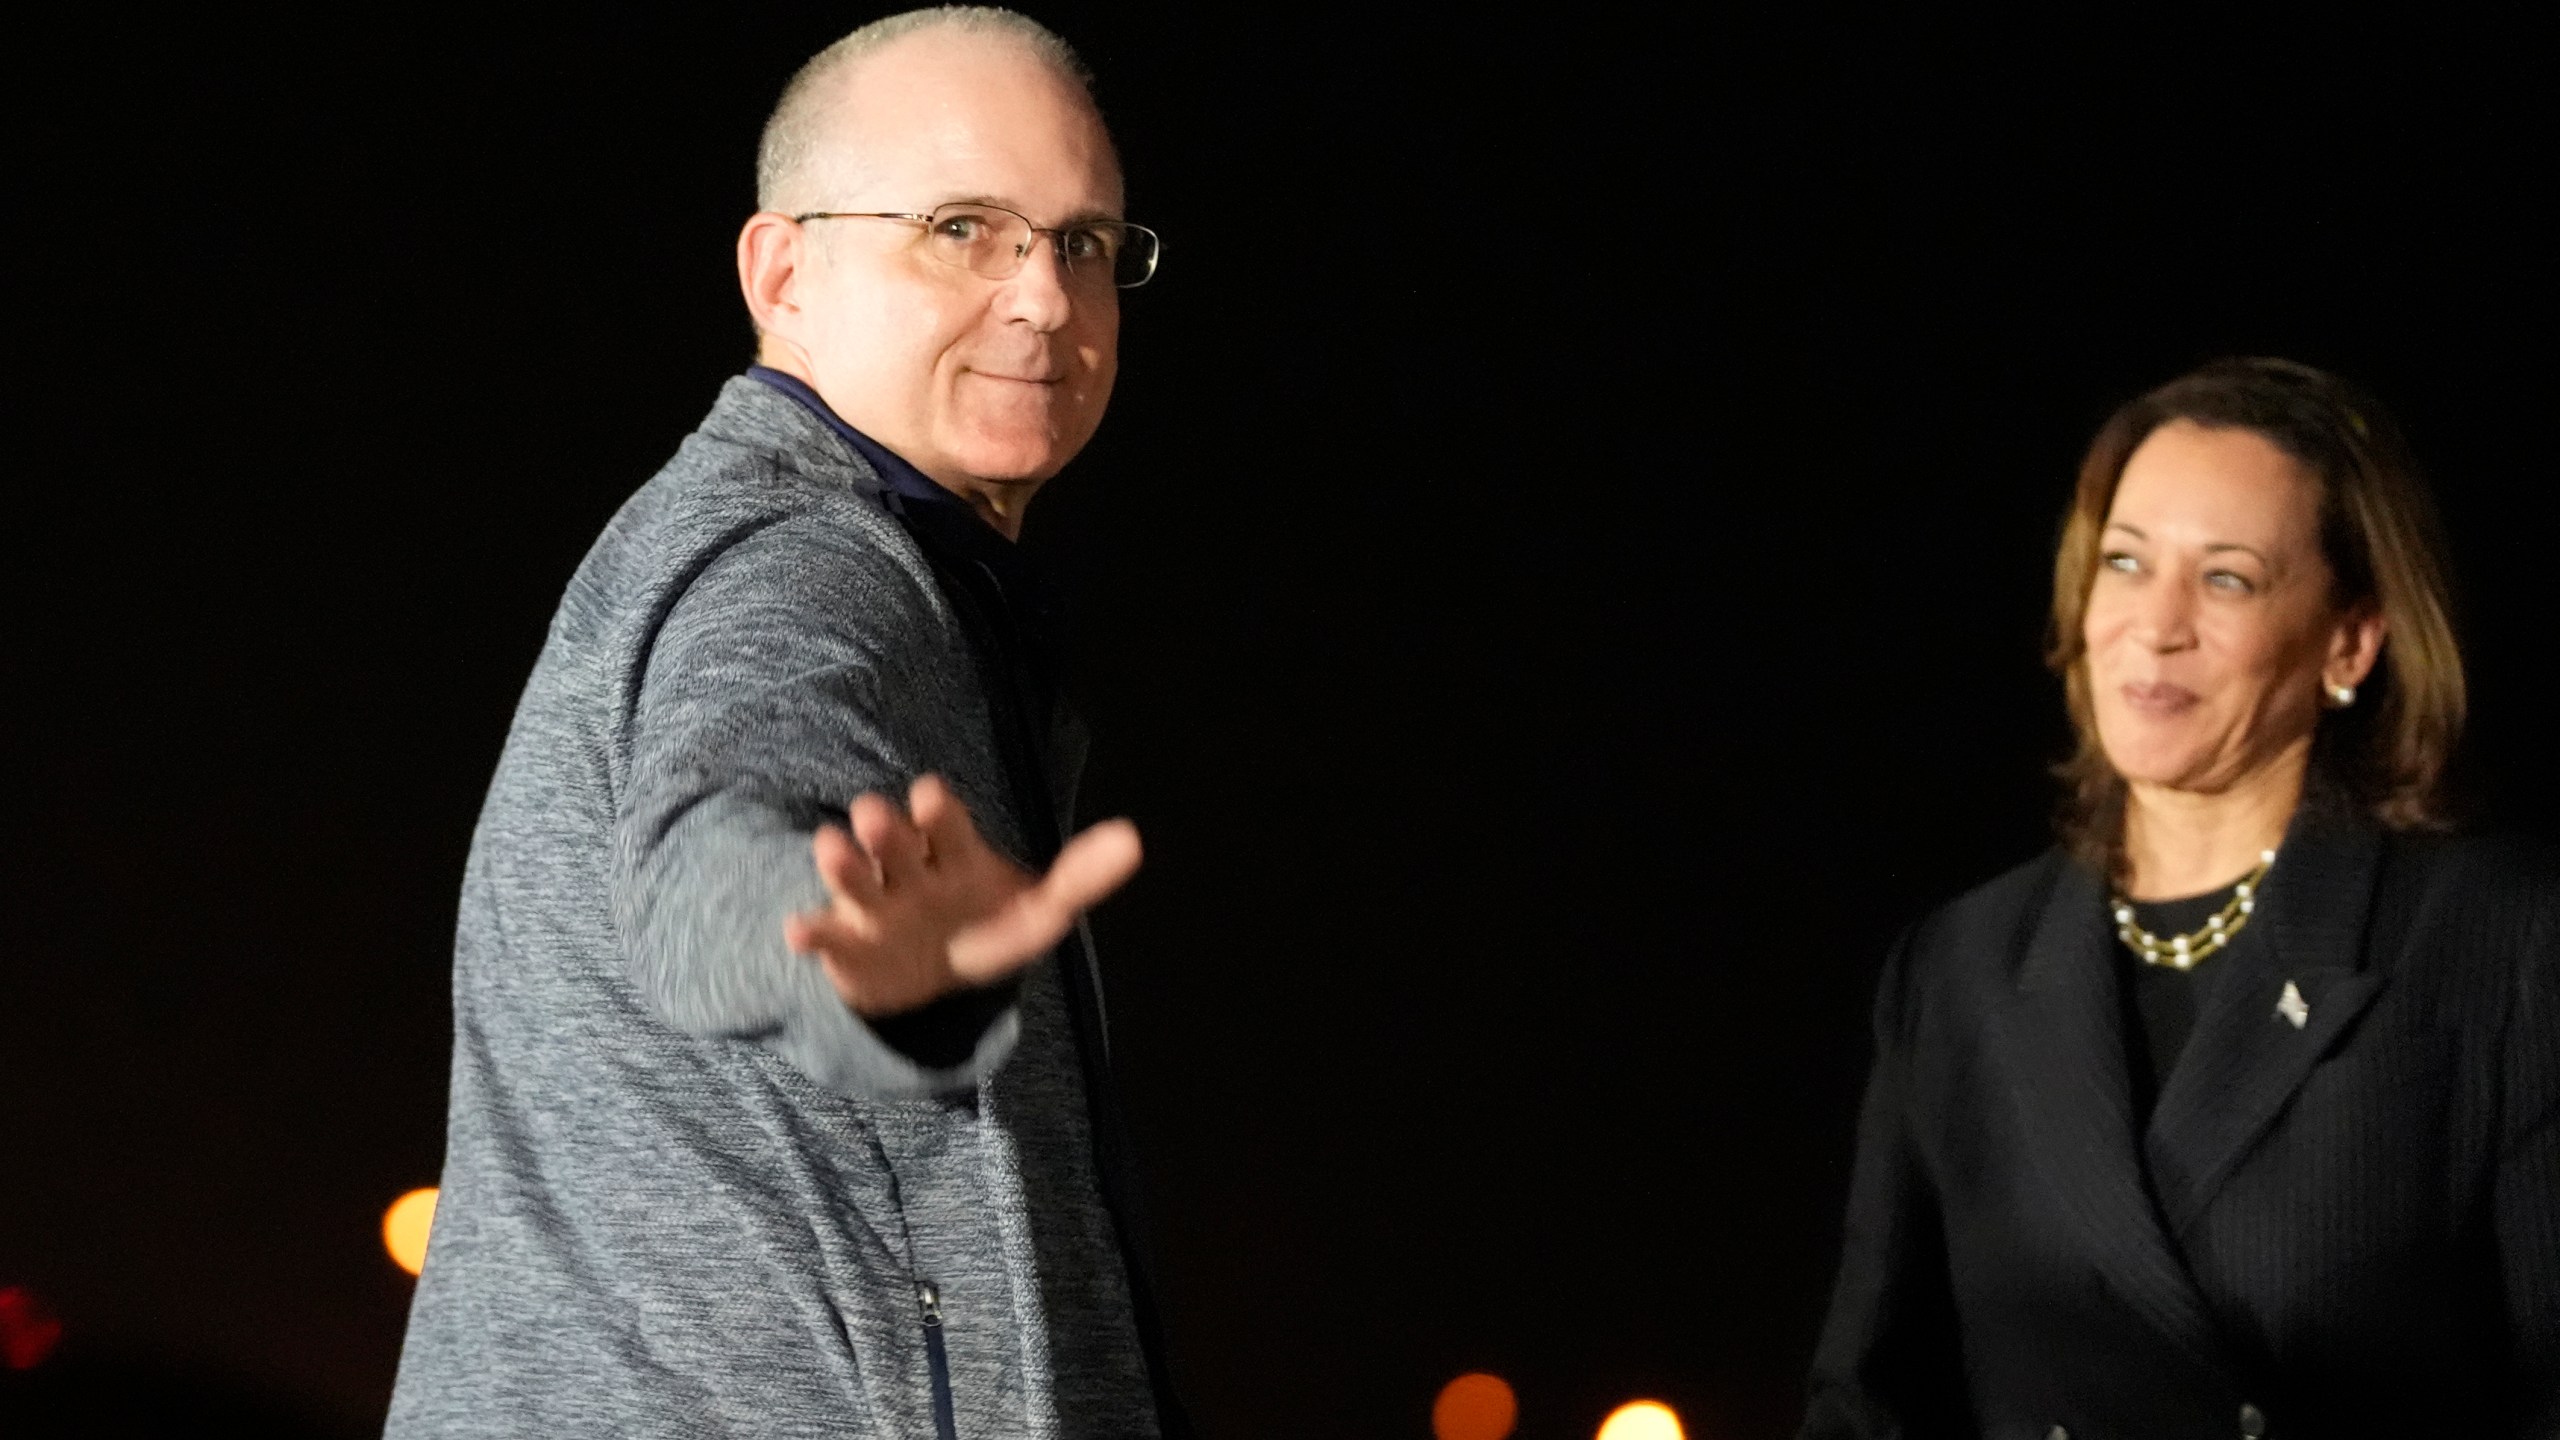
[{"xmin": 2111, "ymin": 849, "xmax": 2277, "ymax": 971}]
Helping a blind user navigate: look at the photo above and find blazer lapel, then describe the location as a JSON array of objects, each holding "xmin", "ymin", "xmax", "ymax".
[
  {"xmin": 2145, "ymin": 816, "xmax": 2386, "ymax": 1236},
  {"xmin": 1989, "ymin": 858, "xmax": 2228, "ymax": 1372}
]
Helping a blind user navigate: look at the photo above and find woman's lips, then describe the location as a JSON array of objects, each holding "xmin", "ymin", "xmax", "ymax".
[{"xmin": 2119, "ymin": 681, "xmax": 2201, "ymax": 715}]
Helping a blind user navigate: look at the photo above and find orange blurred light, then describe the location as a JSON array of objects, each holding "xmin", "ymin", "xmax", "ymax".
[
  {"xmin": 383, "ymin": 1187, "xmax": 438, "ymax": 1276},
  {"xmin": 1597, "ymin": 1399, "xmax": 1685, "ymax": 1440},
  {"xmin": 1432, "ymin": 1371, "xmax": 1518, "ymax": 1440}
]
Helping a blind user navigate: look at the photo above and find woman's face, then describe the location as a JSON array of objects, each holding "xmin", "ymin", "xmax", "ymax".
[{"xmin": 2083, "ymin": 420, "xmax": 2381, "ymax": 796}]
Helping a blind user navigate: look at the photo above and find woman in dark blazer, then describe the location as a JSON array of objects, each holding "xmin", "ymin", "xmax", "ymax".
[{"xmin": 1804, "ymin": 358, "xmax": 2560, "ymax": 1440}]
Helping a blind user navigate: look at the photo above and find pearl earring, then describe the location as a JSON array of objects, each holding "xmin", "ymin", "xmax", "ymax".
[{"xmin": 2326, "ymin": 682, "xmax": 2357, "ymax": 708}]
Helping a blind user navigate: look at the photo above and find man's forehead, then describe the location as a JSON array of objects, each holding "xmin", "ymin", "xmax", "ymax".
[{"xmin": 823, "ymin": 32, "xmax": 1122, "ymax": 211}]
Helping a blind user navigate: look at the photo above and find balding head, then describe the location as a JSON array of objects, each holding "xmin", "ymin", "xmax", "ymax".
[
  {"xmin": 757, "ymin": 7, "xmax": 1110, "ymax": 216},
  {"xmin": 734, "ymin": 9, "xmax": 1134, "ymax": 536}
]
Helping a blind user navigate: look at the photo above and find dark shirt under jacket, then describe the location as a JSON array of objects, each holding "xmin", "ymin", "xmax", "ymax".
[
  {"xmin": 2122, "ymin": 886, "xmax": 2246, "ymax": 1132},
  {"xmin": 1803, "ymin": 812, "xmax": 2560, "ymax": 1440}
]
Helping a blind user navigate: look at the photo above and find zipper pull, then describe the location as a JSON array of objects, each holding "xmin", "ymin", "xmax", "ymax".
[{"xmin": 915, "ymin": 1279, "xmax": 943, "ymax": 1327}]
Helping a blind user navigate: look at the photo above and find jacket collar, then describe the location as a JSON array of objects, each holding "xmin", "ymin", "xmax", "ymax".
[
  {"xmin": 1990, "ymin": 809, "xmax": 2389, "ymax": 1369},
  {"xmin": 727, "ymin": 368, "xmax": 1045, "ymax": 601},
  {"xmin": 1994, "ymin": 855, "xmax": 2230, "ymax": 1373},
  {"xmin": 743, "ymin": 365, "xmax": 963, "ymax": 515},
  {"xmin": 696, "ymin": 372, "xmax": 893, "ymax": 500},
  {"xmin": 2143, "ymin": 808, "xmax": 2387, "ymax": 1233}
]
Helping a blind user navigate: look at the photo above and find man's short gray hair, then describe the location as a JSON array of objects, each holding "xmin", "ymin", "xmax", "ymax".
[{"xmin": 755, "ymin": 6, "xmax": 1097, "ymax": 214}]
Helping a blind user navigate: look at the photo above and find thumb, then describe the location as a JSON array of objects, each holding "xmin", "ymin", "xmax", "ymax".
[
  {"xmin": 1043, "ymin": 818, "xmax": 1144, "ymax": 914},
  {"xmin": 946, "ymin": 819, "xmax": 1143, "ymax": 977}
]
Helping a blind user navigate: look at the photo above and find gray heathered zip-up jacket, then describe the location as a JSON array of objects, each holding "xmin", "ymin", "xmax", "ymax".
[{"xmin": 385, "ymin": 377, "xmax": 1159, "ymax": 1439}]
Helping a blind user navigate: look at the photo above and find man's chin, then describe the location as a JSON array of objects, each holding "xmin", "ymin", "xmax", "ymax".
[{"xmin": 942, "ymin": 430, "xmax": 1082, "ymax": 489}]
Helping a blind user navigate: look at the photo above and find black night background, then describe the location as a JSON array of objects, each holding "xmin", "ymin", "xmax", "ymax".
[{"xmin": 2, "ymin": 6, "xmax": 2552, "ymax": 1437}]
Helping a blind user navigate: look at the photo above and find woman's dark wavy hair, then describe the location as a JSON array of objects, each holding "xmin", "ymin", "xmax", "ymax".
[{"xmin": 2045, "ymin": 357, "xmax": 2466, "ymax": 875}]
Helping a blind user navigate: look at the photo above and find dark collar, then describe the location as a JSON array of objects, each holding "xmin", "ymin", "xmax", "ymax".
[
  {"xmin": 743, "ymin": 364, "xmax": 1042, "ymax": 594},
  {"xmin": 746, "ymin": 365, "xmax": 966, "ymax": 515}
]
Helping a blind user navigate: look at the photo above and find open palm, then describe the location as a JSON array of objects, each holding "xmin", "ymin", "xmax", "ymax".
[{"xmin": 783, "ymin": 774, "xmax": 1143, "ymax": 1017}]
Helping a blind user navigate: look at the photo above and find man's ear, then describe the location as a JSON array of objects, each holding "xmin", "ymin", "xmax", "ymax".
[{"xmin": 738, "ymin": 211, "xmax": 811, "ymax": 353}]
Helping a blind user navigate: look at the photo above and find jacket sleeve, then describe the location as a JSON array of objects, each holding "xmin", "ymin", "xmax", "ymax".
[
  {"xmin": 2497, "ymin": 895, "xmax": 2560, "ymax": 1433},
  {"xmin": 1801, "ymin": 931, "xmax": 1974, "ymax": 1440},
  {"xmin": 607, "ymin": 516, "xmax": 1020, "ymax": 1099}
]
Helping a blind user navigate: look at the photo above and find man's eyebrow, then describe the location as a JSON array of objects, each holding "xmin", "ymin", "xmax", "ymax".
[{"xmin": 937, "ymin": 193, "xmax": 1126, "ymax": 225}]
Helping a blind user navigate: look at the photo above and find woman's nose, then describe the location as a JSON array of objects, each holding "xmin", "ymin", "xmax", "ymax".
[{"xmin": 2131, "ymin": 575, "xmax": 2197, "ymax": 649}]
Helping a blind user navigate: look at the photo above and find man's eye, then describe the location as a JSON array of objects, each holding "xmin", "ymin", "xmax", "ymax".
[
  {"xmin": 1062, "ymin": 226, "xmax": 1116, "ymax": 261},
  {"xmin": 931, "ymin": 215, "xmax": 987, "ymax": 243}
]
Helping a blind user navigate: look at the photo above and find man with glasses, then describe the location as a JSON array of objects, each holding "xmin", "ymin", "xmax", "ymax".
[{"xmin": 388, "ymin": 9, "xmax": 1182, "ymax": 1437}]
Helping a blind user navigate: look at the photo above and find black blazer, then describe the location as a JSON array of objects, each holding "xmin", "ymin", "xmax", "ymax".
[{"xmin": 1804, "ymin": 815, "xmax": 2560, "ymax": 1440}]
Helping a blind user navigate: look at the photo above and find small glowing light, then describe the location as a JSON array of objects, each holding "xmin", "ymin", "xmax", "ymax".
[
  {"xmin": 0, "ymin": 1285, "xmax": 64, "ymax": 1370},
  {"xmin": 383, "ymin": 1187, "xmax": 439, "ymax": 1276},
  {"xmin": 1432, "ymin": 1371, "xmax": 1518, "ymax": 1440},
  {"xmin": 1597, "ymin": 1400, "xmax": 1685, "ymax": 1440}
]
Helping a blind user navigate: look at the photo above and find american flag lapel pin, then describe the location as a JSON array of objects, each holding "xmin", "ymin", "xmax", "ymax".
[{"xmin": 2276, "ymin": 979, "xmax": 2310, "ymax": 1030}]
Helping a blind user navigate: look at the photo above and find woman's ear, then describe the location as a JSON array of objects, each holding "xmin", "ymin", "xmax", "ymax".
[{"xmin": 2325, "ymin": 604, "xmax": 2388, "ymax": 692}]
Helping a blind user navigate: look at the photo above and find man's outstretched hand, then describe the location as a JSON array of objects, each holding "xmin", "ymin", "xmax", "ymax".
[{"xmin": 783, "ymin": 774, "xmax": 1143, "ymax": 1018}]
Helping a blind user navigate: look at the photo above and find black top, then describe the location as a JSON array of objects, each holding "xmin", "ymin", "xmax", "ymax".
[
  {"xmin": 1803, "ymin": 816, "xmax": 2560, "ymax": 1439},
  {"xmin": 2119, "ymin": 881, "xmax": 2251, "ymax": 1131}
]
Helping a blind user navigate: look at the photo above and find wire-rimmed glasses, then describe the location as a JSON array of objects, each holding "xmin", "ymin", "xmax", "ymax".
[{"xmin": 793, "ymin": 201, "xmax": 1161, "ymax": 289}]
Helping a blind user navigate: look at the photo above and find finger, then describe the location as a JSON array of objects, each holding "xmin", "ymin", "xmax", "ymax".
[
  {"xmin": 784, "ymin": 907, "xmax": 876, "ymax": 964},
  {"xmin": 945, "ymin": 820, "xmax": 1142, "ymax": 978},
  {"xmin": 1039, "ymin": 818, "xmax": 1144, "ymax": 914},
  {"xmin": 810, "ymin": 824, "xmax": 885, "ymax": 909},
  {"xmin": 850, "ymin": 791, "xmax": 926, "ymax": 886},
  {"xmin": 908, "ymin": 774, "xmax": 984, "ymax": 867},
  {"xmin": 945, "ymin": 896, "xmax": 1075, "ymax": 981},
  {"xmin": 784, "ymin": 911, "xmax": 878, "ymax": 1008},
  {"xmin": 783, "ymin": 909, "xmax": 823, "ymax": 955}
]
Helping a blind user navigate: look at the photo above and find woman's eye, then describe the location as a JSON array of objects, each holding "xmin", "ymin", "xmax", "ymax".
[
  {"xmin": 2206, "ymin": 570, "xmax": 2258, "ymax": 596},
  {"xmin": 2101, "ymin": 551, "xmax": 2141, "ymax": 574}
]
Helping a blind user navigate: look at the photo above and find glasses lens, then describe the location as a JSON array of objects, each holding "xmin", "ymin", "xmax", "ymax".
[
  {"xmin": 1111, "ymin": 226, "xmax": 1160, "ymax": 289},
  {"xmin": 923, "ymin": 205, "xmax": 1156, "ymax": 288},
  {"xmin": 924, "ymin": 205, "xmax": 1028, "ymax": 278}
]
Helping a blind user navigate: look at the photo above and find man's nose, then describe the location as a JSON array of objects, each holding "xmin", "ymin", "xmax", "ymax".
[{"xmin": 995, "ymin": 233, "xmax": 1077, "ymax": 330}]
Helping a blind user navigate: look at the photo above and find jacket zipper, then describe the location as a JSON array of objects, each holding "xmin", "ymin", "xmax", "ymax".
[{"xmin": 918, "ymin": 1279, "xmax": 957, "ymax": 1440}]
